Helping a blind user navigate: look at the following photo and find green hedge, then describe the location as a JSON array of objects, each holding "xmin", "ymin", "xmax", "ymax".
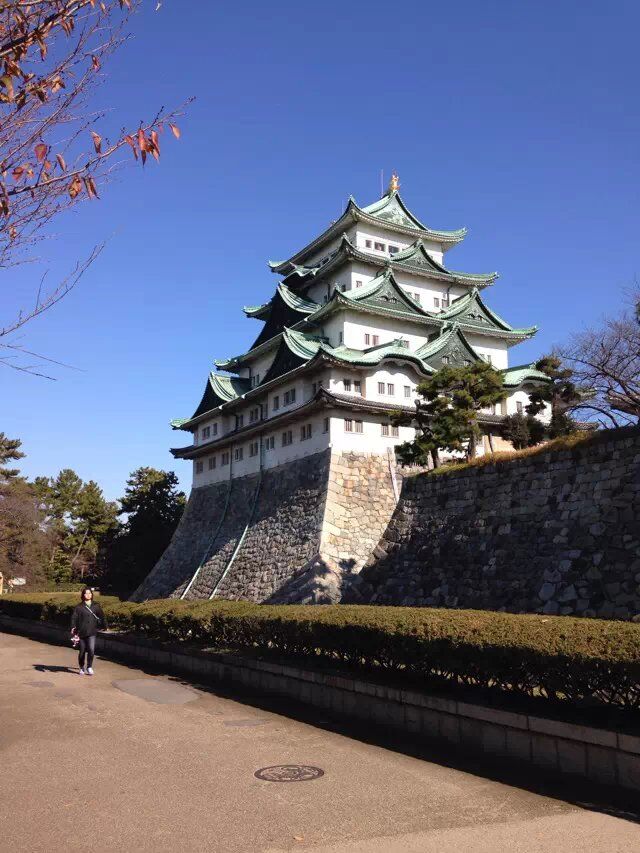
[{"xmin": 1, "ymin": 594, "xmax": 639, "ymax": 710}]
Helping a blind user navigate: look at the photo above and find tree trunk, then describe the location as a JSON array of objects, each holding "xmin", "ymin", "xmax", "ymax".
[
  {"xmin": 488, "ymin": 433, "xmax": 495, "ymax": 453},
  {"xmin": 467, "ymin": 433, "xmax": 477, "ymax": 461},
  {"xmin": 431, "ymin": 448, "xmax": 440, "ymax": 469}
]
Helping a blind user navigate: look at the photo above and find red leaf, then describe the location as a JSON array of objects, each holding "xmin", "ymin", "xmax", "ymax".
[
  {"xmin": 68, "ymin": 176, "xmax": 83, "ymax": 199},
  {"xmin": 124, "ymin": 135, "xmax": 138, "ymax": 161},
  {"xmin": 34, "ymin": 143, "xmax": 48, "ymax": 162},
  {"xmin": 169, "ymin": 123, "xmax": 180, "ymax": 139},
  {"xmin": 56, "ymin": 153, "xmax": 66, "ymax": 171},
  {"xmin": 90, "ymin": 131, "xmax": 102, "ymax": 154},
  {"xmin": 92, "ymin": 55, "xmax": 100, "ymax": 71}
]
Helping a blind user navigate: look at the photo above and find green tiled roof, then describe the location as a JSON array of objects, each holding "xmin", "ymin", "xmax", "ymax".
[
  {"xmin": 269, "ymin": 191, "xmax": 466, "ymax": 274},
  {"xmin": 360, "ymin": 191, "xmax": 467, "ymax": 240},
  {"xmin": 437, "ymin": 288, "xmax": 538, "ymax": 338},
  {"xmin": 415, "ymin": 325, "xmax": 482, "ymax": 367},
  {"xmin": 501, "ymin": 364, "xmax": 550, "ymax": 388},
  {"xmin": 277, "ymin": 284, "xmax": 318, "ymax": 313},
  {"xmin": 390, "ymin": 240, "xmax": 497, "ymax": 284}
]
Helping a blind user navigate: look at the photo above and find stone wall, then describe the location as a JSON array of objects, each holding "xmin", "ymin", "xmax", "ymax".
[
  {"xmin": 132, "ymin": 449, "xmax": 399, "ymax": 604},
  {"xmin": 347, "ymin": 428, "xmax": 640, "ymax": 620}
]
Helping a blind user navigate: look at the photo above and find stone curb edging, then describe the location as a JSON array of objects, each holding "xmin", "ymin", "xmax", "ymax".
[{"xmin": 2, "ymin": 614, "xmax": 638, "ymax": 794}]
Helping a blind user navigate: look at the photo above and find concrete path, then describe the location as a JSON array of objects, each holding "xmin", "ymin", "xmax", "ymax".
[{"xmin": 1, "ymin": 631, "xmax": 638, "ymax": 853}]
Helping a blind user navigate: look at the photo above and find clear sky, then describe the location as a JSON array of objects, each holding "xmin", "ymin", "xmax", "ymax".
[{"xmin": 4, "ymin": 0, "xmax": 639, "ymax": 500}]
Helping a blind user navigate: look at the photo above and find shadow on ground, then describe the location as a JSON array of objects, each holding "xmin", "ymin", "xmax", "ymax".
[{"xmin": 96, "ymin": 651, "xmax": 640, "ymax": 828}]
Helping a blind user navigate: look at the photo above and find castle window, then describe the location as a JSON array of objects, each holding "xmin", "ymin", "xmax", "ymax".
[
  {"xmin": 323, "ymin": 418, "xmax": 329, "ymax": 433},
  {"xmin": 372, "ymin": 335, "xmax": 379, "ymax": 345},
  {"xmin": 250, "ymin": 407, "xmax": 260, "ymax": 423},
  {"xmin": 413, "ymin": 292, "xmax": 420, "ymax": 303},
  {"xmin": 208, "ymin": 456, "xmax": 216, "ymax": 470},
  {"xmin": 343, "ymin": 378, "xmax": 351, "ymax": 392},
  {"xmin": 354, "ymin": 380, "xmax": 361, "ymax": 395},
  {"xmin": 265, "ymin": 436, "xmax": 275, "ymax": 450},
  {"xmin": 273, "ymin": 395, "xmax": 280, "ymax": 411},
  {"xmin": 365, "ymin": 333, "xmax": 370, "ymax": 346},
  {"xmin": 301, "ymin": 423, "xmax": 312, "ymax": 441},
  {"xmin": 281, "ymin": 430, "xmax": 293, "ymax": 447},
  {"xmin": 237, "ymin": 414, "xmax": 244, "ymax": 428},
  {"xmin": 374, "ymin": 241, "xmax": 385, "ymax": 251},
  {"xmin": 195, "ymin": 461, "xmax": 203, "ymax": 474},
  {"xmin": 249, "ymin": 441, "xmax": 259, "ymax": 457},
  {"xmin": 434, "ymin": 297, "xmax": 440, "ymax": 308},
  {"xmin": 387, "ymin": 383, "xmax": 395, "ymax": 396},
  {"xmin": 234, "ymin": 447, "xmax": 244, "ymax": 461},
  {"xmin": 442, "ymin": 356, "xmax": 449, "ymax": 364},
  {"xmin": 356, "ymin": 280, "xmax": 362, "ymax": 288},
  {"xmin": 389, "ymin": 245, "xmax": 399, "ymax": 254},
  {"xmin": 391, "ymin": 425, "xmax": 399, "ymax": 437},
  {"xmin": 442, "ymin": 297, "xmax": 450, "ymax": 308},
  {"xmin": 212, "ymin": 423, "xmax": 218, "ymax": 436},
  {"xmin": 381, "ymin": 423, "xmax": 389, "ymax": 436},
  {"xmin": 355, "ymin": 420, "xmax": 363, "ymax": 433},
  {"xmin": 202, "ymin": 426, "xmax": 210, "ymax": 439},
  {"xmin": 221, "ymin": 452, "xmax": 230, "ymax": 466},
  {"xmin": 283, "ymin": 388, "xmax": 296, "ymax": 406},
  {"xmin": 339, "ymin": 331, "xmax": 343, "ymax": 344},
  {"xmin": 365, "ymin": 239, "xmax": 372, "ymax": 248},
  {"xmin": 516, "ymin": 401, "xmax": 523, "ymax": 414},
  {"xmin": 344, "ymin": 418, "xmax": 353, "ymax": 432},
  {"xmin": 377, "ymin": 381, "xmax": 385, "ymax": 394},
  {"xmin": 404, "ymin": 385, "xmax": 411, "ymax": 398}
]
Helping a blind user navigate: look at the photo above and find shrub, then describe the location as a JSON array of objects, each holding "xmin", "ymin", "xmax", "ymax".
[{"xmin": 1, "ymin": 595, "xmax": 638, "ymax": 710}]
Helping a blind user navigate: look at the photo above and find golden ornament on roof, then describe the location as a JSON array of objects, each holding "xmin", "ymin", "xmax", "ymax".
[{"xmin": 388, "ymin": 173, "xmax": 400, "ymax": 193}]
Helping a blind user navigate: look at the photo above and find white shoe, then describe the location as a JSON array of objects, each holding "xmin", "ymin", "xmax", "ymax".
[
  {"xmin": 87, "ymin": 667, "xmax": 94, "ymax": 676},
  {"xmin": 79, "ymin": 668, "xmax": 85, "ymax": 676}
]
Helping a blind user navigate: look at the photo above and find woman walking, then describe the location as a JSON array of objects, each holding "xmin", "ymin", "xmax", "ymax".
[{"xmin": 70, "ymin": 587, "xmax": 107, "ymax": 676}]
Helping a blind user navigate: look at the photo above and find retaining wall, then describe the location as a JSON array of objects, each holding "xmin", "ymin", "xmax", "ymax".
[{"xmin": 349, "ymin": 429, "xmax": 640, "ymax": 619}]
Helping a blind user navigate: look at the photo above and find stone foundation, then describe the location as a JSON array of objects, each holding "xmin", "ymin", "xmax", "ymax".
[
  {"xmin": 132, "ymin": 449, "xmax": 399, "ymax": 603},
  {"xmin": 347, "ymin": 428, "xmax": 640, "ymax": 620}
]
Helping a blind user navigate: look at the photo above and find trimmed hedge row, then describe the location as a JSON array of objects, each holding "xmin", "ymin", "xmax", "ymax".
[{"xmin": 1, "ymin": 593, "xmax": 639, "ymax": 710}]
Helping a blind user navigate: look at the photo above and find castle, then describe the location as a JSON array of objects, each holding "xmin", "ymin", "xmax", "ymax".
[{"xmin": 132, "ymin": 178, "xmax": 548, "ymax": 604}]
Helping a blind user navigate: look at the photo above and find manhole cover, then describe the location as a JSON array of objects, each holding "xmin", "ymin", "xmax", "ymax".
[{"xmin": 254, "ymin": 765, "xmax": 324, "ymax": 783}]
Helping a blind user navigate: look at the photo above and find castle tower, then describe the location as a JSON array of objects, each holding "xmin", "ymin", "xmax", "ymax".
[{"xmin": 132, "ymin": 182, "xmax": 548, "ymax": 603}]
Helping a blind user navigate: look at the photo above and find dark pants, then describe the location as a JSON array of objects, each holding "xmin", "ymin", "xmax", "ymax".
[{"xmin": 78, "ymin": 635, "xmax": 96, "ymax": 670}]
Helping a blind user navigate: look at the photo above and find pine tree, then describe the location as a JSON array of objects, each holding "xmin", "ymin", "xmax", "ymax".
[
  {"xmin": 104, "ymin": 468, "xmax": 185, "ymax": 596},
  {"xmin": 395, "ymin": 362, "xmax": 506, "ymax": 466},
  {"xmin": 0, "ymin": 433, "xmax": 25, "ymax": 480},
  {"xmin": 526, "ymin": 355, "xmax": 580, "ymax": 434}
]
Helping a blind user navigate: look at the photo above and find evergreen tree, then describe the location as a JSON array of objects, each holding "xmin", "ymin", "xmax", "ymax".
[
  {"xmin": 501, "ymin": 412, "xmax": 546, "ymax": 450},
  {"xmin": 0, "ymin": 433, "xmax": 25, "ymax": 480},
  {"xmin": 395, "ymin": 362, "xmax": 506, "ymax": 466},
  {"xmin": 526, "ymin": 355, "xmax": 581, "ymax": 434},
  {"xmin": 0, "ymin": 437, "xmax": 50, "ymax": 585},
  {"xmin": 104, "ymin": 468, "xmax": 185, "ymax": 596}
]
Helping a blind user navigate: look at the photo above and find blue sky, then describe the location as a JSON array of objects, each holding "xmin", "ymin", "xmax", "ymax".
[{"xmin": 4, "ymin": 0, "xmax": 639, "ymax": 500}]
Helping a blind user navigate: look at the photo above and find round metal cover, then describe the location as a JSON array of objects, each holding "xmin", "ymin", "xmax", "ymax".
[{"xmin": 254, "ymin": 764, "xmax": 324, "ymax": 783}]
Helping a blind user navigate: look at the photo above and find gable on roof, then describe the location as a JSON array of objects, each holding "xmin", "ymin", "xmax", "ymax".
[
  {"xmin": 250, "ymin": 284, "xmax": 319, "ymax": 349},
  {"xmin": 190, "ymin": 373, "xmax": 250, "ymax": 420},
  {"xmin": 438, "ymin": 288, "xmax": 538, "ymax": 338},
  {"xmin": 361, "ymin": 191, "xmax": 432, "ymax": 231},
  {"xmin": 261, "ymin": 328, "xmax": 324, "ymax": 385},
  {"xmin": 416, "ymin": 325, "xmax": 482, "ymax": 370}
]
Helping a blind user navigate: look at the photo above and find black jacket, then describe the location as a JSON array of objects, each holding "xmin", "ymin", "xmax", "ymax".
[{"xmin": 71, "ymin": 602, "xmax": 107, "ymax": 638}]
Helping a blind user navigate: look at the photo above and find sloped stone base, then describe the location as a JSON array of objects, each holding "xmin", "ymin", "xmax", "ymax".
[{"xmin": 131, "ymin": 449, "xmax": 399, "ymax": 604}]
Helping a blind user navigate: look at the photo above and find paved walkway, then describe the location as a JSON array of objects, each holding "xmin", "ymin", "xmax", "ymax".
[{"xmin": 1, "ymin": 631, "xmax": 639, "ymax": 853}]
